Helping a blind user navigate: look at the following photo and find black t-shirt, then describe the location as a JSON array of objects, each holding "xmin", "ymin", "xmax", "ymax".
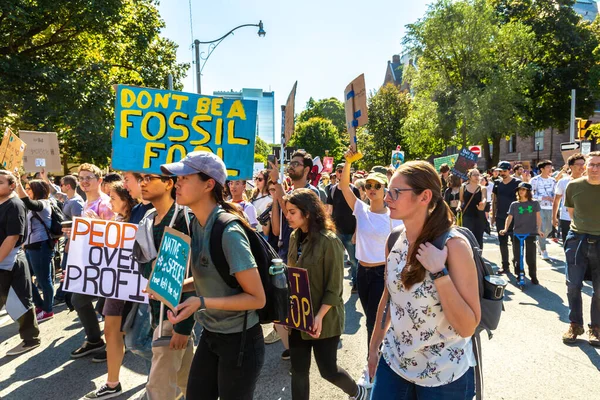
[
  {"xmin": 492, "ymin": 178, "xmax": 521, "ymax": 219},
  {"xmin": 326, "ymin": 184, "xmax": 360, "ymax": 235},
  {"xmin": 0, "ymin": 196, "xmax": 27, "ymax": 247}
]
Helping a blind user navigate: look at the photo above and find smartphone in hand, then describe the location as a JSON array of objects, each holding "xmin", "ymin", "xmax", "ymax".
[{"xmin": 267, "ymin": 154, "xmax": 276, "ymax": 169}]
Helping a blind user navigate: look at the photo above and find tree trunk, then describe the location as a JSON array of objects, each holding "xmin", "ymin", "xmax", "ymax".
[
  {"xmin": 462, "ymin": 118, "xmax": 468, "ymax": 147},
  {"xmin": 482, "ymin": 135, "xmax": 492, "ymax": 171},
  {"xmin": 549, "ymin": 127, "xmax": 554, "ymax": 164},
  {"xmin": 492, "ymin": 134, "xmax": 501, "ymax": 167}
]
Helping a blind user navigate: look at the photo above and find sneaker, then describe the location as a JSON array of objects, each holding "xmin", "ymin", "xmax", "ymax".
[
  {"xmin": 36, "ymin": 311, "xmax": 54, "ymax": 322},
  {"xmin": 351, "ymin": 285, "xmax": 358, "ymax": 294},
  {"xmin": 92, "ymin": 350, "xmax": 107, "ymax": 363},
  {"xmin": 589, "ymin": 326, "xmax": 600, "ymax": 348},
  {"xmin": 84, "ymin": 383, "xmax": 122, "ymax": 399},
  {"xmin": 281, "ymin": 349, "xmax": 290, "ymax": 360},
  {"xmin": 70, "ymin": 340, "xmax": 106, "ymax": 358},
  {"xmin": 542, "ymin": 251, "xmax": 550, "ymax": 260},
  {"xmin": 349, "ymin": 384, "xmax": 368, "ymax": 400},
  {"xmin": 264, "ymin": 329, "xmax": 281, "ymax": 344},
  {"xmin": 531, "ymin": 277, "xmax": 539, "ymax": 285},
  {"xmin": 6, "ymin": 340, "xmax": 41, "ymax": 356},
  {"xmin": 562, "ymin": 323, "xmax": 585, "ymax": 344},
  {"xmin": 357, "ymin": 367, "xmax": 373, "ymax": 389}
]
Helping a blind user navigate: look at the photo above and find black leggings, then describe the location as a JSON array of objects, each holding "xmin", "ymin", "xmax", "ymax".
[
  {"xmin": 462, "ymin": 214, "xmax": 485, "ymax": 249},
  {"xmin": 513, "ymin": 235, "xmax": 537, "ymax": 278},
  {"xmin": 357, "ymin": 263, "xmax": 385, "ymax": 354},
  {"xmin": 289, "ymin": 329, "xmax": 358, "ymax": 400},
  {"xmin": 187, "ymin": 323, "xmax": 265, "ymax": 400}
]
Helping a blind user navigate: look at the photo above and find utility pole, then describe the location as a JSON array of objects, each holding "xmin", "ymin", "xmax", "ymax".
[
  {"xmin": 194, "ymin": 40, "xmax": 201, "ymax": 94},
  {"xmin": 570, "ymin": 89, "xmax": 576, "ymax": 142}
]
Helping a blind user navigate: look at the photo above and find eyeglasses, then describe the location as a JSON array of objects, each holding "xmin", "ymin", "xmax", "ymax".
[
  {"xmin": 254, "ymin": 177, "xmax": 264, "ymax": 182},
  {"xmin": 365, "ymin": 183, "xmax": 382, "ymax": 190},
  {"xmin": 387, "ymin": 187, "xmax": 416, "ymax": 201},
  {"xmin": 573, "ymin": 162, "xmax": 586, "ymax": 167},
  {"xmin": 289, "ymin": 161, "xmax": 304, "ymax": 168},
  {"xmin": 588, "ymin": 163, "xmax": 600, "ymax": 169},
  {"xmin": 140, "ymin": 175, "xmax": 163, "ymax": 184},
  {"xmin": 78, "ymin": 176, "xmax": 97, "ymax": 183},
  {"xmin": 25, "ymin": 186, "xmax": 31, "ymax": 191}
]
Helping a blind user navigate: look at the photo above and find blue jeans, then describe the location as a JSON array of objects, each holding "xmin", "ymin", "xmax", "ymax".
[
  {"xmin": 371, "ymin": 357, "xmax": 475, "ymax": 400},
  {"xmin": 564, "ymin": 231, "xmax": 600, "ymax": 327},
  {"xmin": 124, "ymin": 302, "xmax": 154, "ymax": 362},
  {"xmin": 538, "ymin": 209, "xmax": 553, "ymax": 252},
  {"xmin": 26, "ymin": 241, "xmax": 55, "ymax": 313},
  {"xmin": 338, "ymin": 233, "xmax": 358, "ymax": 285}
]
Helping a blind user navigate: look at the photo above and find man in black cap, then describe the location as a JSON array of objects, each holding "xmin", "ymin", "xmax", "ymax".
[{"xmin": 492, "ymin": 161, "xmax": 521, "ymax": 274}]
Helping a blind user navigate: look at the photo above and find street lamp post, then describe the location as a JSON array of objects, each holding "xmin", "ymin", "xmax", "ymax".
[
  {"xmin": 193, "ymin": 20, "xmax": 266, "ymax": 94},
  {"xmin": 535, "ymin": 141, "xmax": 540, "ymax": 167}
]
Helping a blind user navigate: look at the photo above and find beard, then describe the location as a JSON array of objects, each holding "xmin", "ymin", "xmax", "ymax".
[{"xmin": 288, "ymin": 169, "xmax": 304, "ymax": 181}]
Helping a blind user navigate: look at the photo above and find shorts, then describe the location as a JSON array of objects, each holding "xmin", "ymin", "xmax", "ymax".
[{"xmin": 103, "ymin": 298, "xmax": 125, "ymax": 317}]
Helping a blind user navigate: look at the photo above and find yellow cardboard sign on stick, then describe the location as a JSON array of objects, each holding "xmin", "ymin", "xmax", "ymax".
[
  {"xmin": 0, "ymin": 128, "xmax": 27, "ymax": 173},
  {"xmin": 19, "ymin": 131, "xmax": 62, "ymax": 174}
]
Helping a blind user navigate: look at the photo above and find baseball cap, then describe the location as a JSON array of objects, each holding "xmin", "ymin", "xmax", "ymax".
[
  {"xmin": 518, "ymin": 182, "xmax": 532, "ymax": 191},
  {"xmin": 365, "ymin": 172, "xmax": 388, "ymax": 186},
  {"xmin": 336, "ymin": 163, "xmax": 345, "ymax": 170},
  {"xmin": 370, "ymin": 165, "xmax": 388, "ymax": 175},
  {"xmin": 495, "ymin": 161, "xmax": 511, "ymax": 171},
  {"xmin": 160, "ymin": 151, "xmax": 227, "ymax": 186}
]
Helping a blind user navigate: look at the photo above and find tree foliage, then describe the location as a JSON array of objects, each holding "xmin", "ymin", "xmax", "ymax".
[
  {"xmin": 254, "ymin": 136, "xmax": 270, "ymax": 163},
  {"xmin": 289, "ymin": 117, "xmax": 345, "ymax": 161},
  {"xmin": 0, "ymin": 0, "xmax": 188, "ymax": 171},
  {"xmin": 297, "ymin": 97, "xmax": 347, "ymax": 135}
]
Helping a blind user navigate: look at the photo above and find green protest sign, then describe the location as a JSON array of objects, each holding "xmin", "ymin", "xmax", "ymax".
[
  {"xmin": 433, "ymin": 154, "xmax": 458, "ymax": 172},
  {"xmin": 146, "ymin": 227, "xmax": 191, "ymax": 312}
]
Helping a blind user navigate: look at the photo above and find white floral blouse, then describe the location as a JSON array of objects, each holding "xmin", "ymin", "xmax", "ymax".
[{"xmin": 381, "ymin": 230, "xmax": 476, "ymax": 386}]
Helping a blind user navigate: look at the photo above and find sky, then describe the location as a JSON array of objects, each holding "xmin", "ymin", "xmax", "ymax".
[{"xmin": 157, "ymin": 0, "xmax": 431, "ymax": 142}]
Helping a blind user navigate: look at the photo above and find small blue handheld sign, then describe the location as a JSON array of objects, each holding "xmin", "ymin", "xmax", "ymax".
[{"xmin": 146, "ymin": 227, "xmax": 191, "ymax": 312}]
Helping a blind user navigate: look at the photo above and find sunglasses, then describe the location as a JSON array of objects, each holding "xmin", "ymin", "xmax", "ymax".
[
  {"xmin": 336, "ymin": 169, "xmax": 343, "ymax": 173},
  {"xmin": 254, "ymin": 177, "xmax": 264, "ymax": 182},
  {"xmin": 365, "ymin": 183, "xmax": 382, "ymax": 190}
]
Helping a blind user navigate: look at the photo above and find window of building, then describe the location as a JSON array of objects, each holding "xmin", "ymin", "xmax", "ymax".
[
  {"xmin": 508, "ymin": 135, "xmax": 516, "ymax": 153},
  {"xmin": 534, "ymin": 130, "xmax": 544, "ymax": 151}
]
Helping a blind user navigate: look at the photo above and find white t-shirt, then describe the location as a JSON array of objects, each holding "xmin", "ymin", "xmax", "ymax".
[
  {"xmin": 485, "ymin": 182, "xmax": 494, "ymax": 203},
  {"xmin": 233, "ymin": 201, "xmax": 258, "ymax": 228},
  {"xmin": 555, "ymin": 177, "xmax": 571, "ymax": 222},
  {"xmin": 530, "ymin": 175, "xmax": 555, "ymax": 210},
  {"xmin": 352, "ymin": 200, "xmax": 403, "ymax": 264}
]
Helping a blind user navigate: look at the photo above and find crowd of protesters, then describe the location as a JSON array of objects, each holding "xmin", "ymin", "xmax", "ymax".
[{"xmin": 1, "ymin": 149, "xmax": 599, "ymax": 400}]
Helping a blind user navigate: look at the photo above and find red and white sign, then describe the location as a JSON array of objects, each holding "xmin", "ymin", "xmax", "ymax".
[{"xmin": 469, "ymin": 146, "xmax": 481, "ymax": 157}]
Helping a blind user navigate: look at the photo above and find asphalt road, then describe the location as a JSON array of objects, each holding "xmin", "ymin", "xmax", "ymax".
[{"xmin": 1, "ymin": 232, "xmax": 599, "ymax": 400}]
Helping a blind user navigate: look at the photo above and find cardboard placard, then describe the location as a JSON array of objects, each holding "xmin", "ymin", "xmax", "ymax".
[
  {"xmin": 146, "ymin": 227, "xmax": 191, "ymax": 312},
  {"xmin": 0, "ymin": 128, "xmax": 27, "ymax": 173},
  {"xmin": 19, "ymin": 131, "xmax": 61, "ymax": 174},
  {"xmin": 344, "ymin": 74, "xmax": 368, "ymax": 159},
  {"xmin": 322, "ymin": 156, "xmax": 334, "ymax": 173},
  {"xmin": 64, "ymin": 218, "xmax": 148, "ymax": 303},
  {"xmin": 451, "ymin": 148, "xmax": 479, "ymax": 180},
  {"xmin": 278, "ymin": 267, "xmax": 315, "ymax": 333},
  {"xmin": 391, "ymin": 150, "xmax": 405, "ymax": 169},
  {"xmin": 433, "ymin": 154, "xmax": 458, "ymax": 172},
  {"xmin": 112, "ymin": 85, "xmax": 258, "ymax": 179},
  {"xmin": 284, "ymin": 81, "xmax": 298, "ymax": 144}
]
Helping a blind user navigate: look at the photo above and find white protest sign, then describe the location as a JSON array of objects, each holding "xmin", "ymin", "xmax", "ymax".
[{"xmin": 63, "ymin": 217, "xmax": 148, "ymax": 303}]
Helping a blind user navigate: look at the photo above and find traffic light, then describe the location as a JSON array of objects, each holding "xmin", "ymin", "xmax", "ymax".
[{"xmin": 577, "ymin": 118, "xmax": 592, "ymax": 139}]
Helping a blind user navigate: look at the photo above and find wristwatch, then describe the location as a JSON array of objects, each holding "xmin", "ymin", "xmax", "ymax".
[
  {"xmin": 430, "ymin": 267, "xmax": 449, "ymax": 281},
  {"xmin": 198, "ymin": 296, "xmax": 206, "ymax": 311}
]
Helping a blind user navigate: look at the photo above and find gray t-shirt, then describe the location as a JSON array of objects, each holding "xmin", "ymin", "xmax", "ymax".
[
  {"xmin": 63, "ymin": 194, "xmax": 85, "ymax": 220},
  {"xmin": 191, "ymin": 206, "xmax": 259, "ymax": 334},
  {"xmin": 507, "ymin": 200, "xmax": 540, "ymax": 235}
]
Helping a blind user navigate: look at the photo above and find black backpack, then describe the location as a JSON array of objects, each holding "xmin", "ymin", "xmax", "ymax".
[
  {"xmin": 386, "ymin": 225, "xmax": 506, "ymax": 400},
  {"xmin": 210, "ymin": 212, "xmax": 290, "ymax": 325},
  {"xmin": 33, "ymin": 201, "xmax": 67, "ymax": 240}
]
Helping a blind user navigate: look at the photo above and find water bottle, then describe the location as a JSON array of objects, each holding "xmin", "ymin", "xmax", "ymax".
[{"xmin": 269, "ymin": 259, "xmax": 290, "ymax": 322}]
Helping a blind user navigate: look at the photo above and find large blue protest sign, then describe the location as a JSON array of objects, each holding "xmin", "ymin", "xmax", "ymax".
[
  {"xmin": 146, "ymin": 227, "xmax": 191, "ymax": 312},
  {"xmin": 112, "ymin": 85, "xmax": 258, "ymax": 179}
]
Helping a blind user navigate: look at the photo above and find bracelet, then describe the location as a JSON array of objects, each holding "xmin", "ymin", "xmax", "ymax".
[{"xmin": 430, "ymin": 267, "xmax": 449, "ymax": 281}]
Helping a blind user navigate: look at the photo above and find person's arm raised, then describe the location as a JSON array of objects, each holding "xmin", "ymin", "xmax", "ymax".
[{"xmin": 340, "ymin": 148, "xmax": 358, "ymax": 211}]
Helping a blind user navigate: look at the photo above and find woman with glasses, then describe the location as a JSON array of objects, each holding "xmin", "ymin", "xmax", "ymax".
[
  {"xmin": 339, "ymin": 149, "xmax": 403, "ymax": 388},
  {"xmin": 457, "ymin": 168, "xmax": 487, "ymax": 248},
  {"xmin": 14, "ymin": 176, "xmax": 56, "ymax": 322},
  {"xmin": 228, "ymin": 180, "xmax": 259, "ymax": 229},
  {"xmin": 368, "ymin": 161, "xmax": 479, "ymax": 400},
  {"xmin": 251, "ymin": 170, "xmax": 272, "ymax": 236}
]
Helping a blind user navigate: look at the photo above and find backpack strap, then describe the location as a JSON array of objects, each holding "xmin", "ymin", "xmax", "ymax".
[
  {"xmin": 209, "ymin": 212, "xmax": 241, "ymax": 288},
  {"xmin": 386, "ymin": 225, "xmax": 405, "ymax": 253}
]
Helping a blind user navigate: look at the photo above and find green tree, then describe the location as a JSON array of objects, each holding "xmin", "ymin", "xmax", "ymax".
[
  {"xmin": 360, "ymin": 84, "xmax": 411, "ymax": 167},
  {"xmin": 289, "ymin": 117, "xmax": 345, "ymax": 162},
  {"xmin": 0, "ymin": 0, "xmax": 188, "ymax": 171},
  {"xmin": 297, "ymin": 97, "xmax": 347, "ymax": 134},
  {"xmin": 254, "ymin": 136, "xmax": 270, "ymax": 160}
]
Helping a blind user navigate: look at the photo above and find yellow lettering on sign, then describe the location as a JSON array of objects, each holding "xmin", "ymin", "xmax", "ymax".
[
  {"xmin": 226, "ymin": 100, "xmax": 246, "ymax": 120},
  {"xmin": 141, "ymin": 112, "xmax": 167, "ymax": 140},
  {"xmin": 190, "ymin": 115, "xmax": 212, "ymax": 146},
  {"xmin": 290, "ymin": 295, "xmax": 300, "ymax": 328},
  {"xmin": 196, "ymin": 98, "xmax": 211, "ymax": 114},
  {"xmin": 167, "ymin": 144, "xmax": 187, "ymax": 163},
  {"xmin": 215, "ymin": 119, "xmax": 223, "ymax": 145},
  {"xmin": 211, "ymin": 98, "xmax": 223, "ymax": 116},
  {"xmin": 301, "ymin": 297, "xmax": 311, "ymax": 329},
  {"xmin": 227, "ymin": 120, "xmax": 249, "ymax": 145},
  {"xmin": 168, "ymin": 112, "xmax": 190, "ymax": 142},
  {"xmin": 119, "ymin": 109, "xmax": 142, "ymax": 138},
  {"xmin": 120, "ymin": 88, "xmax": 136, "ymax": 108},
  {"xmin": 171, "ymin": 94, "xmax": 189, "ymax": 110},
  {"xmin": 292, "ymin": 272, "xmax": 301, "ymax": 292},
  {"xmin": 154, "ymin": 93, "xmax": 172, "ymax": 109},
  {"xmin": 143, "ymin": 142, "xmax": 166, "ymax": 169},
  {"xmin": 136, "ymin": 90, "xmax": 153, "ymax": 109}
]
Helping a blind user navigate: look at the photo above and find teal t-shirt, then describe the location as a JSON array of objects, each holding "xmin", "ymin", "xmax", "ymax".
[{"xmin": 191, "ymin": 206, "xmax": 259, "ymax": 334}]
